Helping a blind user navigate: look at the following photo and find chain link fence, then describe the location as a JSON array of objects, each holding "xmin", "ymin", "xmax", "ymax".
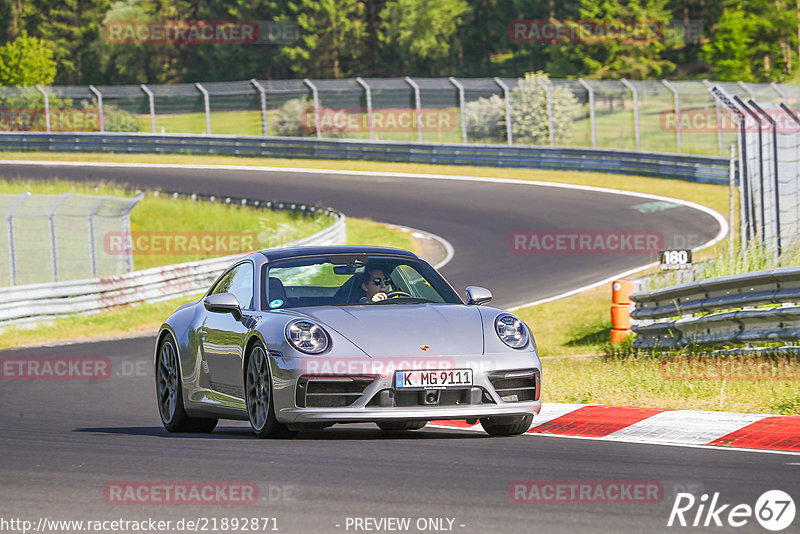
[
  {"xmin": 0, "ymin": 193, "xmax": 141, "ymax": 286},
  {"xmin": 8, "ymin": 77, "xmax": 800, "ymax": 155},
  {"xmin": 708, "ymin": 86, "xmax": 800, "ymax": 255}
]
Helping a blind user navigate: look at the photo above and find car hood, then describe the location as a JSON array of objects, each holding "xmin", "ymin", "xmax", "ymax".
[{"xmin": 294, "ymin": 304, "xmax": 484, "ymax": 357}]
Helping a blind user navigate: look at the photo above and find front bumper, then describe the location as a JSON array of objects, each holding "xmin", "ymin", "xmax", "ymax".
[{"xmin": 269, "ymin": 351, "xmax": 542, "ymax": 425}]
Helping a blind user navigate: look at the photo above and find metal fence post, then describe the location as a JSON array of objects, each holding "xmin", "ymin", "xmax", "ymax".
[
  {"xmin": 661, "ymin": 79, "xmax": 681, "ymax": 152},
  {"xmin": 303, "ymin": 79, "xmax": 321, "ymax": 139},
  {"xmin": 6, "ymin": 194, "xmax": 26, "ymax": 286},
  {"xmin": 577, "ymin": 78, "xmax": 596, "ymax": 148},
  {"xmin": 779, "ymin": 102, "xmax": 800, "ymax": 242},
  {"xmin": 121, "ymin": 193, "xmax": 144, "ymax": 273},
  {"xmin": 729, "ymin": 144, "xmax": 736, "ymax": 261},
  {"xmin": 404, "ymin": 77, "xmax": 423, "ymax": 143},
  {"xmin": 734, "ymin": 95, "xmax": 766, "ymax": 243},
  {"xmin": 702, "ymin": 79, "xmax": 725, "ymax": 154},
  {"xmin": 621, "ymin": 79, "xmax": 640, "ymax": 149},
  {"xmin": 195, "ymin": 83, "xmax": 211, "ymax": 135},
  {"xmin": 250, "ymin": 79, "xmax": 268, "ymax": 137},
  {"xmin": 493, "ymin": 77, "xmax": 513, "ymax": 145},
  {"xmin": 88, "ymin": 85, "xmax": 104, "ymax": 132},
  {"xmin": 770, "ymin": 82, "xmax": 787, "ymax": 103},
  {"xmin": 448, "ymin": 77, "xmax": 467, "ymax": 144},
  {"xmin": 535, "ymin": 78, "xmax": 554, "ymax": 146},
  {"xmin": 87, "ymin": 196, "xmax": 107, "ymax": 277},
  {"xmin": 749, "ymin": 99, "xmax": 782, "ymax": 257},
  {"xmin": 48, "ymin": 193, "xmax": 69, "ymax": 282},
  {"xmin": 140, "ymin": 84, "xmax": 156, "ymax": 133},
  {"xmin": 356, "ymin": 77, "xmax": 374, "ymax": 141},
  {"xmin": 711, "ymin": 85, "xmax": 751, "ymax": 243},
  {"xmin": 35, "ymin": 85, "xmax": 51, "ymax": 133},
  {"xmin": 737, "ymin": 81, "xmax": 754, "ymax": 99}
]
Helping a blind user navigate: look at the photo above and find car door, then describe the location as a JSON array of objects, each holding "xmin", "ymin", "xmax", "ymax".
[{"xmin": 201, "ymin": 261, "xmax": 255, "ymax": 399}]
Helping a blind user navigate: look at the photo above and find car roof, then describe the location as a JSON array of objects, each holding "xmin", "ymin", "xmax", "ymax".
[{"xmin": 258, "ymin": 245, "xmax": 419, "ymax": 263}]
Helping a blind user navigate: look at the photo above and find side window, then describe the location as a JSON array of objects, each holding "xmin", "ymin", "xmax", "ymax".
[{"xmin": 211, "ymin": 262, "xmax": 255, "ymax": 310}]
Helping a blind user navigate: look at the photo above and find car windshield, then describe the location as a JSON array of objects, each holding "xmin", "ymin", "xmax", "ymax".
[{"xmin": 261, "ymin": 254, "xmax": 461, "ymax": 309}]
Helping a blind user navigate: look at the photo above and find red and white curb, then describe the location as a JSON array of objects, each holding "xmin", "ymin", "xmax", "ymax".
[{"xmin": 430, "ymin": 403, "xmax": 800, "ymax": 454}]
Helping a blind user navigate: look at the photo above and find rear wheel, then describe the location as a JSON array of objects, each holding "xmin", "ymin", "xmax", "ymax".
[
  {"xmin": 156, "ymin": 335, "xmax": 218, "ymax": 433},
  {"xmin": 245, "ymin": 343, "xmax": 295, "ymax": 439},
  {"xmin": 479, "ymin": 415, "xmax": 533, "ymax": 436},
  {"xmin": 377, "ymin": 421, "xmax": 427, "ymax": 432}
]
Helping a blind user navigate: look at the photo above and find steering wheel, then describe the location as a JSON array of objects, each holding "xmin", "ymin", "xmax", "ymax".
[{"xmin": 385, "ymin": 290, "xmax": 412, "ymax": 298}]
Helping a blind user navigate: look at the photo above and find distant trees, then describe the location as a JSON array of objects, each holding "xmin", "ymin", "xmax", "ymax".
[
  {"xmin": 0, "ymin": 31, "xmax": 57, "ymax": 85},
  {"xmin": 0, "ymin": 0, "xmax": 799, "ymax": 84}
]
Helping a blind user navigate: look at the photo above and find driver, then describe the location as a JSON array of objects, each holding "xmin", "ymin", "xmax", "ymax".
[{"xmin": 360, "ymin": 267, "xmax": 392, "ymax": 303}]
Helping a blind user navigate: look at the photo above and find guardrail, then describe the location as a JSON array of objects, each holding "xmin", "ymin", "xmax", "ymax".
[
  {"xmin": 0, "ymin": 132, "xmax": 732, "ymax": 185},
  {"xmin": 630, "ymin": 267, "xmax": 800, "ymax": 349},
  {"xmin": 0, "ymin": 193, "xmax": 345, "ymax": 326}
]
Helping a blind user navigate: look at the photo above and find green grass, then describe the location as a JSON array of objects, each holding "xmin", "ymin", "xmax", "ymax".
[
  {"xmin": 517, "ymin": 285, "xmax": 611, "ymax": 358},
  {"xmin": 543, "ymin": 352, "xmax": 800, "ymax": 414}
]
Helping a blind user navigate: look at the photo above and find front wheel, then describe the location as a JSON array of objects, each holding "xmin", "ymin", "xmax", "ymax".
[
  {"xmin": 479, "ymin": 415, "xmax": 533, "ymax": 436},
  {"xmin": 245, "ymin": 343, "xmax": 295, "ymax": 439},
  {"xmin": 377, "ymin": 420, "xmax": 427, "ymax": 432},
  {"xmin": 156, "ymin": 335, "xmax": 218, "ymax": 433}
]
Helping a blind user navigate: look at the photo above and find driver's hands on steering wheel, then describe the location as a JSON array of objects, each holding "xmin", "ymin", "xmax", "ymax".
[{"xmin": 371, "ymin": 292, "xmax": 387, "ymax": 302}]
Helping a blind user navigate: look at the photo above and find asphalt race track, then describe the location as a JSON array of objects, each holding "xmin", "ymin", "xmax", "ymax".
[{"xmin": 1, "ymin": 162, "xmax": 798, "ymax": 534}]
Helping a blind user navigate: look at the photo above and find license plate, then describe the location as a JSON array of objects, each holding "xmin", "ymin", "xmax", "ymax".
[{"xmin": 394, "ymin": 369, "xmax": 473, "ymax": 389}]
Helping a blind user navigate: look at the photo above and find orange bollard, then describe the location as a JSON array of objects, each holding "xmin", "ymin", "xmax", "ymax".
[
  {"xmin": 611, "ymin": 303, "xmax": 632, "ymax": 330},
  {"xmin": 612, "ymin": 279, "xmax": 634, "ymax": 304},
  {"xmin": 609, "ymin": 328, "xmax": 630, "ymax": 344},
  {"xmin": 611, "ymin": 280, "xmax": 633, "ymax": 343}
]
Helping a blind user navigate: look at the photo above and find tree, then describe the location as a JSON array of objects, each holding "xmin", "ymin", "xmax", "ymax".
[
  {"xmin": 702, "ymin": 2, "xmax": 797, "ymax": 82},
  {"xmin": 701, "ymin": 8, "xmax": 758, "ymax": 81},
  {"xmin": 27, "ymin": 0, "xmax": 112, "ymax": 84},
  {"xmin": 281, "ymin": 0, "xmax": 367, "ymax": 78},
  {"xmin": 0, "ymin": 31, "xmax": 57, "ymax": 85},
  {"xmin": 379, "ymin": 0, "xmax": 470, "ymax": 74},
  {"xmin": 545, "ymin": 0, "xmax": 677, "ymax": 79}
]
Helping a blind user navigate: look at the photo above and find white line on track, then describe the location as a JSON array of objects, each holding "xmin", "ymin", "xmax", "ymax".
[{"xmin": 0, "ymin": 159, "xmax": 729, "ymax": 309}]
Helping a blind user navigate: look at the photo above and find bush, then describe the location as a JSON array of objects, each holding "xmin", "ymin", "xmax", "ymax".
[
  {"xmin": 465, "ymin": 94, "xmax": 506, "ymax": 142},
  {"xmin": 274, "ymin": 97, "xmax": 315, "ymax": 137},
  {"xmin": 104, "ymin": 104, "xmax": 142, "ymax": 132},
  {"xmin": 509, "ymin": 71, "xmax": 579, "ymax": 145},
  {"xmin": 464, "ymin": 71, "xmax": 580, "ymax": 145}
]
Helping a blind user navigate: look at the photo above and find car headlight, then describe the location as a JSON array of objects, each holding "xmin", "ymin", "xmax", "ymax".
[
  {"xmin": 285, "ymin": 320, "xmax": 330, "ymax": 354},
  {"xmin": 495, "ymin": 313, "xmax": 528, "ymax": 349}
]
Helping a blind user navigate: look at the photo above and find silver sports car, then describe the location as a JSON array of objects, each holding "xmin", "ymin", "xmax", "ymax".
[{"xmin": 155, "ymin": 246, "xmax": 542, "ymax": 437}]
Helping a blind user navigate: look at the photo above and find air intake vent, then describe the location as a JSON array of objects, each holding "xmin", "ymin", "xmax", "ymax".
[
  {"xmin": 296, "ymin": 377, "xmax": 374, "ymax": 408},
  {"xmin": 488, "ymin": 369, "xmax": 540, "ymax": 402}
]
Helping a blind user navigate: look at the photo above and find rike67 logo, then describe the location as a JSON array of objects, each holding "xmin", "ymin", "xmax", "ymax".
[{"xmin": 668, "ymin": 490, "xmax": 795, "ymax": 531}]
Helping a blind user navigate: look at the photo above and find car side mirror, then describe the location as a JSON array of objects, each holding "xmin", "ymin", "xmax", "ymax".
[
  {"xmin": 203, "ymin": 292, "xmax": 242, "ymax": 320},
  {"xmin": 466, "ymin": 286, "xmax": 492, "ymax": 306}
]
